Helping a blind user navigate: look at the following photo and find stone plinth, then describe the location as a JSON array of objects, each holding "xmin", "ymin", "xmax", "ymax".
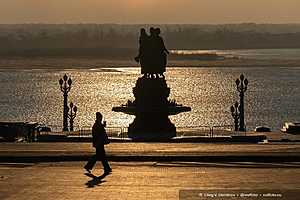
[{"xmin": 113, "ymin": 76, "xmax": 191, "ymax": 141}]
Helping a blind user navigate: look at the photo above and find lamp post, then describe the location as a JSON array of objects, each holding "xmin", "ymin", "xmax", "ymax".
[
  {"xmin": 59, "ymin": 74, "xmax": 72, "ymax": 131},
  {"xmin": 235, "ymin": 74, "xmax": 248, "ymax": 131},
  {"xmin": 68, "ymin": 102, "xmax": 77, "ymax": 131},
  {"xmin": 230, "ymin": 101, "xmax": 240, "ymax": 131}
]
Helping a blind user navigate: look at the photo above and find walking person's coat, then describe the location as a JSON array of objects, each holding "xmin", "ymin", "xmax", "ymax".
[{"xmin": 84, "ymin": 112, "xmax": 111, "ymax": 174}]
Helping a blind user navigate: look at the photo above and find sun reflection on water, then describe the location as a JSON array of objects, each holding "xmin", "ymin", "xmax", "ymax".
[{"xmin": 0, "ymin": 67, "xmax": 300, "ymax": 131}]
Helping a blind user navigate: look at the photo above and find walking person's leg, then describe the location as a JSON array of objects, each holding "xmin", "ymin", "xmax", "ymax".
[
  {"xmin": 98, "ymin": 145, "xmax": 112, "ymax": 173},
  {"xmin": 84, "ymin": 149, "xmax": 97, "ymax": 173},
  {"xmin": 102, "ymin": 155, "xmax": 111, "ymax": 173}
]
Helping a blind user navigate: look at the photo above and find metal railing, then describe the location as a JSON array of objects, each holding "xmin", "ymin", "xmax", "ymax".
[
  {"xmin": 77, "ymin": 126, "xmax": 128, "ymax": 139},
  {"xmin": 40, "ymin": 124, "xmax": 244, "ymax": 139},
  {"xmin": 176, "ymin": 125, "xmax": 242, "ymax": 137}
]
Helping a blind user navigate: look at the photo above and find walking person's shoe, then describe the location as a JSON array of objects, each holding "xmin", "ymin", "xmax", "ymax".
[
  {"xmin": 104, "ymin": 168, "xmax": 112, "ymax": 175},
  {"xmin": 84, "ymin": 166, "xmax": 92, "ymax": 174}
]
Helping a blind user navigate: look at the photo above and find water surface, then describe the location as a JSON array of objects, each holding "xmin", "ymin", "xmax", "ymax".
[{"xmin": 0, "ymin": 66, "xmax": 299, "ymax": 131}]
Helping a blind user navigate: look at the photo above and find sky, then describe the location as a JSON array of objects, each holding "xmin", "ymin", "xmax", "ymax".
[{"xmin": 1, "ymin": 0, "xmax": 300, "ymax": 24}]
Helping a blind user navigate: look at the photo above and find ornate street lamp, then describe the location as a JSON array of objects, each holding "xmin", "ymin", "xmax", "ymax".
[
  {"xmin": 59, "ymin": 74, "xmax": 72, "ymax": 131},
  {"xmin": 235, "ymin": 74, "xmax": 248, "ymax": 131},
  {"xmin": 68, "ymin": 102, "xmax": 78, "ymax": 132},
  {"xmin": 230, "ymin": 101, "xmax": 240, "ymax": 131}
]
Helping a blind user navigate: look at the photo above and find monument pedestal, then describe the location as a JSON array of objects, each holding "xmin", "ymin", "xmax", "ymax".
[
  {"xmin": 113, "ymin": 75, "xmax": 191, "ymax": 141},
  {"xmin": 128, "ymin": 112, "xmax": 176, "ymax": 140}
]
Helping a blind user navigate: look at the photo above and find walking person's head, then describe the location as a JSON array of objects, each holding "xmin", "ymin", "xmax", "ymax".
[{"xmin": 96, "ymin": 112, "xmax": 103, "ymax": 122}]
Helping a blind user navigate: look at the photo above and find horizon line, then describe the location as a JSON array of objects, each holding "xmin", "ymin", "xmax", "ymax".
[{"xmin": 1, "ymin": 22, "xmax": 300, "ymax": 26}]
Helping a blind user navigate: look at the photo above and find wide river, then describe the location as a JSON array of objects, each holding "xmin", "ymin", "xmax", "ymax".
[{"xmin": 0, "ymin": 65, "xmax": 299, "ymax": 131}]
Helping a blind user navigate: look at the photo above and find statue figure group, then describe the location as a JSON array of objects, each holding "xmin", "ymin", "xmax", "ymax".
[{"xmin": 135, "ymin": 27, "xmax": 169, "ymax": 78}]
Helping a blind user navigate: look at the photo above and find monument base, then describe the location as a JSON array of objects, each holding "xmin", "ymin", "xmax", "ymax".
[
  {"xmin": 128, "ymin": 112, "xmax": 176, "ymax": 141},
  {"xmin": 112, "ymin": 75, "xmax": 191, "ymax": 141}
]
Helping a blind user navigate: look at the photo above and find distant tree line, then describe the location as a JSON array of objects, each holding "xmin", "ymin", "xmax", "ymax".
[
  {"xmin": 0, "ymin": 24, "xmax": 300, "ymax": 57},
  {"xmin": 165, "ymin": 28, "xmax": 300, "ymax": 49}
]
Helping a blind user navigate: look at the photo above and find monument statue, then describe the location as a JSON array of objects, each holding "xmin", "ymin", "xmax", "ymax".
[
  {"xmin": 135, "ymin": 27, "xmax": 169, "ymax": 78},
  {"xmin": 113, "ymin": 27, "xmax": 191, "ymax": 141}
]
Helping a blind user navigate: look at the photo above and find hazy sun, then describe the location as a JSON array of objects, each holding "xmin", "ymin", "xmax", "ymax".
[{"xmin": 126, "ymin": 0, "xmax": 158, "ymax": 8}]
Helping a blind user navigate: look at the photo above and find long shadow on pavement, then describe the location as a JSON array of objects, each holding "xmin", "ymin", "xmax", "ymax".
[{"xmin": 84, "ymin": 173, "xmax": 107, "ymax": 188}]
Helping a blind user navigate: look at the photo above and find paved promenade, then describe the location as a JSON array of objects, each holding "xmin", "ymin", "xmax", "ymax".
[
  {"xmin": 0, "ymin": 142, "xmax": 300, "ymax": 162},
  {"xmin": 0, "ymin": 161, "xmax": 299, "ymax": 200},
  {"xmin": 1, "ymin": 142, "xmax": 300, "ymax": 199}
]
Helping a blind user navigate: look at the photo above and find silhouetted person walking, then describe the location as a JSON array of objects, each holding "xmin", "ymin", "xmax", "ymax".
[{"xmin": 84, "ymin": 112, "xmax": 112, "ymax": 175}]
